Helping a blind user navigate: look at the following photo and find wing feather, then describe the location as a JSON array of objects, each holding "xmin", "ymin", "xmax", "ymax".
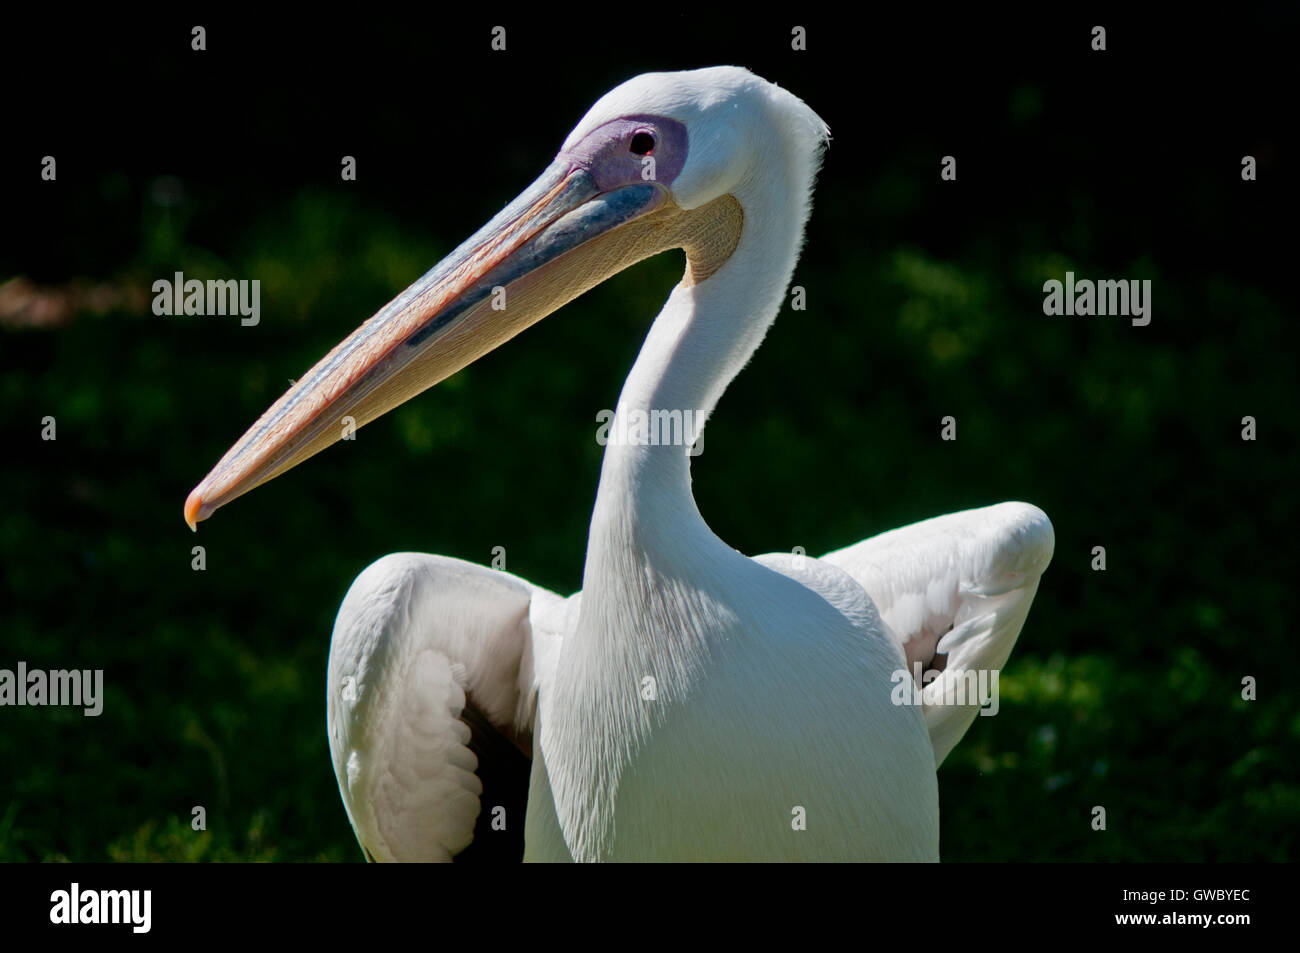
[
  {"xmin": 822, "ymin": 502, "xmax": 1054, "ymax": 764},
  {"xmin": 326, "ymin": 552, "xmax": 564, "ymax": 861}
]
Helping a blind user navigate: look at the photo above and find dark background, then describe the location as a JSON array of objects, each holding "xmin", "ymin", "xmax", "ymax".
[{"xmin": 1, "ymin": 10, "xmax": 1296, "ymax": 861}]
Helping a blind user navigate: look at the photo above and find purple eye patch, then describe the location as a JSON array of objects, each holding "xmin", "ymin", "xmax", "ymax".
[{"xmin": 559, "ymin": 115, "xmax": 689, "ymax": 192}]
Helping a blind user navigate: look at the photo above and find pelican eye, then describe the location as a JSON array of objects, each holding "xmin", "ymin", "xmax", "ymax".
[{"xmin": 629, "ymin": 131, "xmax": 655, "ymax": 155}]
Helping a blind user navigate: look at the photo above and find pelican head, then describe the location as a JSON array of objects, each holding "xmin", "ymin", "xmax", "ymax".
[{"xmin": 185, "ymin": 67, "xmax": 829, "ymax": 527}]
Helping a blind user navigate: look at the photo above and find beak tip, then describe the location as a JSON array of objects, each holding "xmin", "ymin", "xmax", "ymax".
[{"xmin": 184, "ymin": 486, "xmax": 204, "ymax": 532}]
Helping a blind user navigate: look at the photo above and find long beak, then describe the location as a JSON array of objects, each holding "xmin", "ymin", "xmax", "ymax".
[{"xmin": 185, "ymin": 160, "xmax": 696, "ymax": 529}]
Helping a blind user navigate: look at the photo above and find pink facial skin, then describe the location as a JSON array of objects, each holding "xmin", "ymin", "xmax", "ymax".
[{"xmin": 559, "ymin": 115, "xmax": 689, "ymax": 192}]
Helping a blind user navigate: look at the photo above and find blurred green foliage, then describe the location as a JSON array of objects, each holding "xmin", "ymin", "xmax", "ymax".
[{"xmin": 1, "ymin": 18, "xmax": 1297, "ymax": 861}]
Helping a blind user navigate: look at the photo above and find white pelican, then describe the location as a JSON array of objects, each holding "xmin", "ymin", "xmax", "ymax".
[{"xmin": 185, "ymin": 67, "xmax": 1054, "ymax": 862}]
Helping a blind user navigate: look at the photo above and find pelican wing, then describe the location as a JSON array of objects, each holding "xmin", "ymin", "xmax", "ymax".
[
  {"xmin": 326, "ymin": 553, "xmax": 566, "ymax": 861},
  {"xmin": 821, "ymin": 502, "xmax": 1054, "ymax": 765}
]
